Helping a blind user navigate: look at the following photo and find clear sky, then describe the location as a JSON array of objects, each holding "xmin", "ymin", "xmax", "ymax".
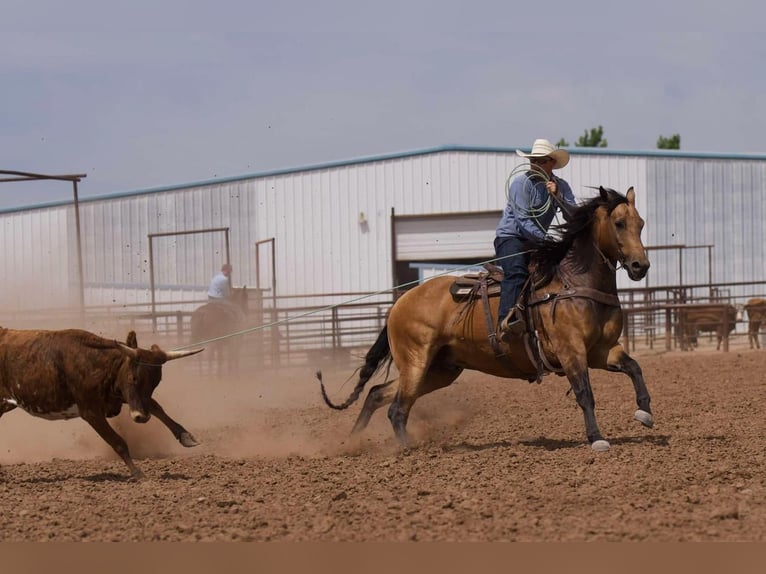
[{"xmin": 2, "ymin": 0, "xmax": 764, "ymax": 209}]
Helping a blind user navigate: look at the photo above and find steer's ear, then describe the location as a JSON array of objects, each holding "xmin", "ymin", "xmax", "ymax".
[{"xmin": 126, "ymin": 331, "xmax": 138, "ymax": 349}]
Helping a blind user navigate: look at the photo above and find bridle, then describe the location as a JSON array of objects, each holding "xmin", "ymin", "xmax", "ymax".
[{"xmin": 593, "ymin": 241, "xmax": 623, "ymax": 273}]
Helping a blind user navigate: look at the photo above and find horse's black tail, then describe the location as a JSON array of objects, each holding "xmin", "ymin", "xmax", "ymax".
[{"xmin": 317, "ymin": 325, "xmax": 392, "ymax": 410}]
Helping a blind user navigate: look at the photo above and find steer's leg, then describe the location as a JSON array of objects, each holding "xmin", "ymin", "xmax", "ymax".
[
  {"xmin": 148, "ymin": 398, "xmax": 199, "ymax": 447},
  {"xmin": 0, "ymin": 402, "xmax": 17, "ymax": 417},
  {"xmin": 81, "ymin": 412, "xmax": 144, "ymax": 478},
  {"xmin": 0, "ymin": 402, "xmax": 17, "ymax": 473}
]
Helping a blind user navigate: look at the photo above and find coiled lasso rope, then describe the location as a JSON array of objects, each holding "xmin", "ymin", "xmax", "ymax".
[{"xmin": 504, "ymin": 161, "xmax": 566, "ymax": 235}]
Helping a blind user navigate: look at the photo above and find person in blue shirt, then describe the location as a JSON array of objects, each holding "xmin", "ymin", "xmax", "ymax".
[
  {"xmin": 495, "ymin": 138, "xmax": 577, "ymax": 341},
  {"xmin": 208, "ymin": 263, "xmax": 233, "ymax": 300}
]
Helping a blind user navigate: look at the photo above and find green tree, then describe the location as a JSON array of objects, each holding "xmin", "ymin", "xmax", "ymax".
[
  {"xmin": 575, "ymin": 125, "xmax": 608, "ymax": 147},
  {"xmin": 657, "ymin": 133, "xmax": 681, "ymax": 149},
  {"xmin": 556, "ymin": 137, "xmax": 569, "ymax": 147}
]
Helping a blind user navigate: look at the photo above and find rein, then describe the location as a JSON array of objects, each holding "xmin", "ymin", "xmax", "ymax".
[{"xmin": 593, "ymin": 242, "xmax": 622, "ymax": 273}]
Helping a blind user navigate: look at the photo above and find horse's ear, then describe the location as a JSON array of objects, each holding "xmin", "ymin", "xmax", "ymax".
[
  {"xmin": 599, "ymin": 186, "xmax": 609, "ymax": 200},
  {"xmin": 626, "ymin": 186, "xmax": 636, "ymax": 205},
  {"xmin": 126, "ymin": 330, "xmax": 138, "ymax": 349}
]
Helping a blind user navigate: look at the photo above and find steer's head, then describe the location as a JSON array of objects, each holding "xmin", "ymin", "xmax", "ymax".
[{"xmin": 115, "ymin": 331, "xmax": 203, "ymax": 423}]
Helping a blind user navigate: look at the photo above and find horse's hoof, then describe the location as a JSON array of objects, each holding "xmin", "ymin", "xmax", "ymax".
[
  {"xmin": 591, "ymin": 439, "xmax": 611, "ymax": 452},
  {"xmin": 180, "ymin": 432, "xmax": 200, "ymax": 448},
  {"xmin": 634, "ymin": 409, "xmax": 654, "ymax": 428}
]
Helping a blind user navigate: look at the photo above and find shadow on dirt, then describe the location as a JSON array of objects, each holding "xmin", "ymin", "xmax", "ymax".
[
  {"xmin": 16, "ymin": 470, "xmax": 193, "ymax": 484},
  {"xmin": 12, "ymin": 472, "xmax": 132, "ymax": 484},
  {"xmin": 519, "ymin": 434, "xmax": 671, "ymax": 450},
  {"xmin": 81, "ymin": 472, "xmax": 135, "ymax": 482},
  {"xmin": 441, "ymin": 434, "xmax": 670, "ymax": 453},
  {"xmin": 440, "ymin": 440, "xmax": 518, "ymax": 453},
  {"xmin": 81, "ymin": 471, "xmax": 192, "ymax": 482}
]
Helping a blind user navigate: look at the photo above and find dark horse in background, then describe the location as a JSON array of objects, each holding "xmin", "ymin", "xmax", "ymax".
[
  {"xmin": 190, "ymin": 287, "xmax": 248, "ymax": 375},
  {"xmin": 319, "ymin": 187, "xmax": 653, "ymax": 452}
]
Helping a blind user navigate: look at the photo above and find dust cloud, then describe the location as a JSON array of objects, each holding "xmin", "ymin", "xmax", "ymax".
[
  {"xmin": 0, "ymin": 305, "xmax": 479, "ymax": 471},
  {"xmin": 0, "ymin": 324, "xmax": 397, "ymax": 469}
]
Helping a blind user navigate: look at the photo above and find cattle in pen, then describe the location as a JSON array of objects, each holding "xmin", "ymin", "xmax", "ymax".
[
  {"xmin": 0, "ymin": 328, "xmax": 202, "ymax": 478},
  {"xmin": 744, "ymin": 298, "xmax": 766, "ymax": 349},
  {"xmin": 676, "ymin": 304, "xmax": 738, "ymax": 351}
]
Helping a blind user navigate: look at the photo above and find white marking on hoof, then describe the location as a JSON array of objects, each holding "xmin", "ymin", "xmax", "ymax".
[
  {"xmin": 634, "ymin": 409, "xmax": 654, "ymax": 428},
  {"xmin": 591, "ymin": 439, "xmax": 611, "ymax": 452},
  {"xmin": 179, "ymin": 432, "xmax": 199, "ymax": 447}
]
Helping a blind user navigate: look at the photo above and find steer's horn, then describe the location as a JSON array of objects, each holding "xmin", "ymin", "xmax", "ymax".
[
  {"xmin": 115, "ymin": 341, "xmax": 139, "ymax": 358},
  {"xmin": 165, "ymin": 348, "xmax": 205, "ymax": 361}
]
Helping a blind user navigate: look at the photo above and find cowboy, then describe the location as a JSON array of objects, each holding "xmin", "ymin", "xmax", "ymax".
[
  {"xmin": 494, "ymin": 138, "xmax": 577, "ymax": 341},
  {"xmin": 208, "ymin": 263, "xmax": 233, "ymax": 301},
  {"xmin": 206, "ymin": 262, "xmax": 245, "ymax": 324}
]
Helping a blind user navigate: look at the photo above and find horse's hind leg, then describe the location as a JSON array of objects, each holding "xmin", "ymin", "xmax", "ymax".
[
  {"xmin": 606, "ymin": 345, "xmax": 653, "ymax": 428},
  {"xmin": 352, "ymin": 380, "xmax": 398, "ymax": 434},
  {"xmin": 387, "ymin": 362, "xmax": 463, "ymax": 448}
]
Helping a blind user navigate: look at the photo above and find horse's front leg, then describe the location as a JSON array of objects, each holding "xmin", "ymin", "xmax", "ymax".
[
  {"xmin": 606, "ymin": 345, "xmax": 653, "ymax": 429},
  {"xmin": 560, "ymin": 352, "xmax": 610, "ymax": 451},
  {"xmin": 569, "ymin": 370, "xmax": 610, "ymax": 451}
]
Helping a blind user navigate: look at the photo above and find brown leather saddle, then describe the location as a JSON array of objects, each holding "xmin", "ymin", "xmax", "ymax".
[
  {"xmin": 449, "ymin": 263, "xmax": 542, "ymax": 382},
  {"xmin": 449, "ymin": 263, "xmax": 504, "ymax": 301}
]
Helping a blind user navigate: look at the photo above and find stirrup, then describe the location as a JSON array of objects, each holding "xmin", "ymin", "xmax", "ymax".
[{"xmin": 499, "ymin": 306, "xmax": 526, "ymax": 340}]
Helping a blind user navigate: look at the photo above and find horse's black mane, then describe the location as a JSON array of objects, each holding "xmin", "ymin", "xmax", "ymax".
[{"xmin": 528, "ymin": 187, "xmax": 628, "ymax": 282}]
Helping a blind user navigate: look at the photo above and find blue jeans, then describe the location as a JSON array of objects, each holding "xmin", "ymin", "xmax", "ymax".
[{"xmin": 494, "ymin": 235, "xmax": 530, "ymax": 328}]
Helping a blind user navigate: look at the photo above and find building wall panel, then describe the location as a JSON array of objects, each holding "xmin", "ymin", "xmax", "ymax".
[{"xmin": 1, "ymin": 147, "xmax": 764, "ymax": 317}]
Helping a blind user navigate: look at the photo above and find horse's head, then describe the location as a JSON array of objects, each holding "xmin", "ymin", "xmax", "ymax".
[{"xmin": 595, "ymin": 186, "xmax": 650, "ymax": 281}]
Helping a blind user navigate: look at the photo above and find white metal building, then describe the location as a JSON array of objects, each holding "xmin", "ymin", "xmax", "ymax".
[{"xmin": 1, "ymin": 145, "xmax": 765, "ymax": 316}]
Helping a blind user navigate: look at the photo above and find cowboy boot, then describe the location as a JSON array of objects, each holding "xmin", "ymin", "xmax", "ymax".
[{"xmin": 499, "ymin": 305, "xmax": 526, "ymax": 342}]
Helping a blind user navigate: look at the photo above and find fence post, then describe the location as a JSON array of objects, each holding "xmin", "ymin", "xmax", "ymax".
[
  {"xmin": 176, "ymin": 310, "xmax": 183, "ymax": 343},
  {"xmin": 665, "ymin": 308, "xmax": 672, "ymax": 351}
]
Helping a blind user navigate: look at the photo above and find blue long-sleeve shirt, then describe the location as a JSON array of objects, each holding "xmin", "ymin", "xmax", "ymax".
[{"xmin": 495, "ymin": 173, "xmax": 576, "ymax": 240}]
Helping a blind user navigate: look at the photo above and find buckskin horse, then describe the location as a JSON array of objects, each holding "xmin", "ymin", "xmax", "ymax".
[
  {"xmin": 318, "ymin": 186, "xmax": 653, "ymax": 452},
  {"xmin": 190, "ymin": 287, "xmax": 248, "ymax": 374}
]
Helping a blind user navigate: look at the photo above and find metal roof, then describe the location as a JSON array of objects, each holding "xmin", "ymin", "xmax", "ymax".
[{"xmin": 3, "ymin": 144, "xmax": 766, "ymax": 214}]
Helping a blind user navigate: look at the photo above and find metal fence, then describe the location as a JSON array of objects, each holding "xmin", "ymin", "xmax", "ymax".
[{"xmin": 1, "ymin": 280, "xmax": 764, "ymax": 374}]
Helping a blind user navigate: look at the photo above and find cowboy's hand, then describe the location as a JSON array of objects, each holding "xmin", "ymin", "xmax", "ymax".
[{"xmin": 546, "ymin": 180, "xmax": 559, "ymax": 196}]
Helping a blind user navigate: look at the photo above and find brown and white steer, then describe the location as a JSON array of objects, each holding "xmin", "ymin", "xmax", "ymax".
[
  {"xmin": 0, "ymin": 328, "xmax": 202, "ymax": 478},
  {"xmin": 745, "ymin": 298, "xmax": 766, "ymax": 349}
]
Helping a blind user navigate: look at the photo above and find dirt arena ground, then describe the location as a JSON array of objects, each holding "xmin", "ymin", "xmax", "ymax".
[{"xmin": 1, "ymin": 337, "xmax": 765, "ymax": 542}]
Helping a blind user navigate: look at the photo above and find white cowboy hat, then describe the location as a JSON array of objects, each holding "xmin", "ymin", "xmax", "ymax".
[{"xmin": 515, "ymin": 138, "xmax": 570, "ymax": 170}]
